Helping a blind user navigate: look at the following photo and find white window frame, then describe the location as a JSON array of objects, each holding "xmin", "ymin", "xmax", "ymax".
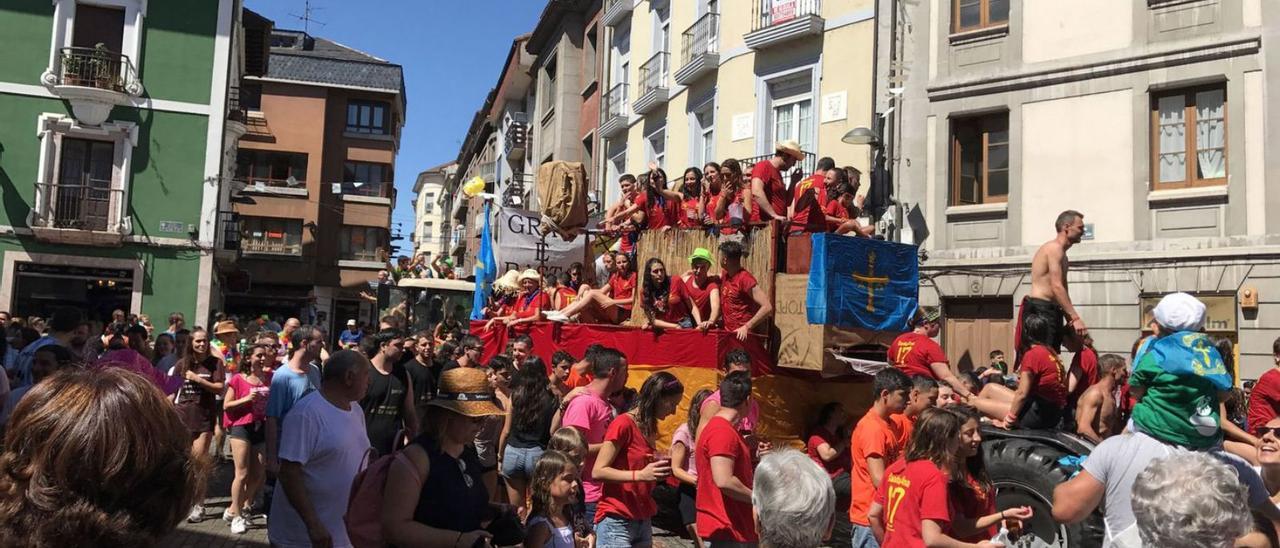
[
  {"xmin": 610, "ymin": 21, "xmax": 632, "ymax": 88},
  {"xmin": 33, "ymin": 112, "xmax": 137, "ymax": 234},
  {"xmin": 652, "ymin": 2, "xmax": 671, "ymax": 82},
  {"xmin": 41, "ymin": 0, "xmax": 148, "ymax": 92},
  {"xmin": 756, "ymin": 64, "xmax": 820, "ymax": 156},
  {"xmin": 688, "ymin": 92, "xmax": 716, "ymax": 167},
  {"xmin": 605, "ymin": 141, "xmax": 627, "ymax": 205},
  {"xmin": 646, "ymin": 126, "xmax": 667, "ymax": 171}
]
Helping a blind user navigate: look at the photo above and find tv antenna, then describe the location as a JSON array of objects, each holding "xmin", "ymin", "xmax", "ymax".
[{"xmin": 289, "ymin": 0, "xmax": 327, "ymax": 33}]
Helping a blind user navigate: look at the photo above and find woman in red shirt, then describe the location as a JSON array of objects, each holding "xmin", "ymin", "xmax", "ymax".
[
  {"xmin": 592, "ymin": 371, "xmax": 685, "ymax": 545},
  {"xmin": 547, "ymin": 253, "xmax": 636, "ymax": 325},
  {"xmin": 485, "ymin": 269, "xmax": 550, "ymax": 330},
  {"xmin": 639, "ymin": 258, "xmax": 699, "ymax": 330},
  {"xmin": 702, "ymin": 161, "xmax": 722, "ymax": 221},
  {"xmin": 824, "ymin": 170, "xmax": 873, "ymax": 237},
  {"xmin": 713, "ymin": 159, "xmax": 748, "ymax": 234},
  {"xmin": 946, "ymin": 406, "xmax": 1032, "ymax": 544},
  {"xmin": 676, "ymin": 167, "xmax": 707, "ymax": 230},
  {"xmin": 867, "ymin": 409, "xmax": 1001, "ymax": 548},
  {"xmin": 806, "ymin": 402, "xmax": 851, "ymax": 502},
  {"xmin": 971, "ymin": 315, "xmax": 1068, "ymax": 429}
]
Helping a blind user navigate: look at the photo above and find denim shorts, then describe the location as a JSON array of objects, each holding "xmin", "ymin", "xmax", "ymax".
[
  {"xmin": 500, "ymin": 445, "xmax": 544, "ymax": 480},
  {"xmin": 595, "ymin": 516, "xmax": 652, "ymax": 548},
  {"xmin": 852, "ymin": 524, "xmax": 880, "ymax": 548}
]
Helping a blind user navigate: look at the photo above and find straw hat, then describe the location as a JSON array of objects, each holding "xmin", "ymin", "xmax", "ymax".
[
  {"xmin": 775, "ymin": 139, "xmax": 805, "ymax": 162},
  {"xmin": 494, "ymin": 269, "xmax": 521, "ymax": 291},
  {"xmin": 428, "ymin": 368, "xmax": 505, "ymax": 417},
  {"xmin": 213, "ymin": 320, "xmax": 240, "ymax": 336},
  {"xmin": 518, "ymin": 268, "xmax": 542, "ymax": 284}
]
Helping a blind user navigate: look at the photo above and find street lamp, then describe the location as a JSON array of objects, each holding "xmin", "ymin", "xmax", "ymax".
[{"xmin": 841, "ymin": 126, "xmax": 881, "ymax": 146}]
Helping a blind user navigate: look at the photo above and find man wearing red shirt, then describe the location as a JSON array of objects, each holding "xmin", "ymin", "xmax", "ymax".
[
  {"xmin": 749, "ymin": 140, "xmax": 804, "ymax": 224},
  {"xmin": 484, "ymin": 269, "xmax": 550, "ymax": 330},
  {"xmin": 1249, "ymin": 337, "xmax": 1280, "ymax": 434},
  {"xmin": 682, "ymin": 248, "xmax": 721, "ymax": 331},
  {"xmin": 849, "ymin": 368, "xmax": 911, "ymax": 548},
  {"xmin": 717, "ymin": 240, "xmax": 773, "ymax": 341},
  {"xmin": 888, "ymin": 307, "xmax": 974, "ymax": 400},
  {"xmin": 696, "ymin": 371, "xmax": 757, "ymax": 546},
  {"xmin": 789, "ymin": 156, "xmax": 834, "ymax": 233}
]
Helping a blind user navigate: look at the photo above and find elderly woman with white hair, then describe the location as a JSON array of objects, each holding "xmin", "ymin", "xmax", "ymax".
[
  {"xmin": 752, "ymin": 449, "xmax": 835, "ymax": 548},
  {"xmin": 1132, "ymin": 451, "xmax": 1253, "ymax": 548}
]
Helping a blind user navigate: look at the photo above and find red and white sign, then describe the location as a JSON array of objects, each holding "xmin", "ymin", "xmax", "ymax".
[{"xmin": 771, "ymin": 0, "xmax": 797, "ymax": 24}]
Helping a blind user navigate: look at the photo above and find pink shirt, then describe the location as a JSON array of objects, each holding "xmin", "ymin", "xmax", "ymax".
[
  {"xmin": 223, "ymin": 373, "xmax": 271, "ymax": 428},
  {"xmin": 672, "ymin": 423, "xmax": 698, "ymax": 478},
  {"xmin": 701, "ymin": 390, "xmax": 760, "ymax": 433},
  {"xmin": 562, "ymin": 391, "xmax": 616, "ymax": 503}
]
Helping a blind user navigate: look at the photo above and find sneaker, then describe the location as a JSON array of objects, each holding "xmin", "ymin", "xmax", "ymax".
[
  {"xmin": 186, "ymin": 505, "xmax": 204, "ymax": 523},
  {"xmin": 230, "ymin": 516, "xmax": 248, "ymax": 535},
  {"xmin": 544, "ymin": 310, "xmax": 569, "ymax": 322},
  {"xmin": 222, "ymin": 509, "xmax": 235, "ymax": 523}
]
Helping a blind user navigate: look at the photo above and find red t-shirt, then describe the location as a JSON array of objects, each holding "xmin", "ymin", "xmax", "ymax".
[
  {"xmin": 608, "ymin": 272, "xmax": 637, "ymax": 311},
  {"xmin": 720, "ymin": 269, "xmax": 760, "ymax": 333},
  {"xmin": 678, "ymin": 196, "xmax": 704, "ymax": 229},
  {"xmin": 1020, "ymin": 345, "xmax": 1069, "ymax": 408},
  {"xmin": 696, "ymin": 416, "xmax": 757, "ymax": 542},
  {"xmin": 749, "ymin": 160, "xmax": 787, "ymax": 223},
  {"xmin": 1069, "ymin": 346, "xmax": 1099, "ymax": 403},
  {"xmin": 889, "ymin": 332, "xmax": 948, "ymax": 380},
  {"xmin": 715, "ymin": 189, "xmax": 746, "ymax": 234},
  {"xmin": 594, "ymin": 414, "xmax": 658, "ymax": 522},
  {"xmin": 514, "ymin": 290, "xmax": 551, "ymax": 319},
  {"xmin": 1248, "ymin": 368, "xmax": 1280, "ymax": 434},
  {"xmin": 790, "ymin": 174, "xmax": 827, "ymax": 232},
  {"xmin": 950, "ymin": 474, "xmax": 998, "ymax": 543},
  {"xmin": 555, "ymin": 286, "xmax": 578, "ymax": 308},
  {"xmin": 824, "ymin": 199, "xmax": 851, "ymax": 231},
  {"xmin": 657, "ymin": 276, "xmax": 693, "ymax": 323},
  {"xmin": 805, "ymin": 426, "xmax": 848, "ymax": 478},
  {"xmin": 874, "ymin": 459, "xmax": 952, "ymax": 548},
  {"xmin": 850, "ymin": 410, "xmax": 904, "ymax": 525},
  {"xmin": 635, "ymin": 192, "xmax": 673, "ymax": 230},
  {"xmin": 682, "ymin": 275, "xmax": 720, "ymax": 325}
]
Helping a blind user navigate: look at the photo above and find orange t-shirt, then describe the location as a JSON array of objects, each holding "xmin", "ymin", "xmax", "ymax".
[
  {"xmin": 565, "ymin": 364, "xmax": 594, "ymax": 388},
  {"xmin": 849, "ymin": 409, "xmax": 905, "ymax": 525},
  {"xmin": 890, "ymin": 413, "xmax": 917, "ymax": 448}
]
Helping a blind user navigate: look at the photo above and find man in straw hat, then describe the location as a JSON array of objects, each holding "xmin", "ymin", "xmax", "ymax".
[
  {"xmin": 484, "ymin": 269, "xmax": 551, "ymax": 331},
  {"xmin": 212, "ymin": 320, "xmax": 241, "ymax": 371},
  {"xmin": 269, "ymin": 349, "xmax": 372, "ymax": 548},
  {"xmin": 749, "ymin": 139, "xmax": 805, "ymax": 224},
  {"xmin": 381, "ymin": 367, "xmax": 508, "ymax": 548}
]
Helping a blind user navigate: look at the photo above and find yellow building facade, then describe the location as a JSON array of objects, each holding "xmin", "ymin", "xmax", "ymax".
[{"xmin": 597, "ymin": 0, "xmax": 877, "ymax": 204}]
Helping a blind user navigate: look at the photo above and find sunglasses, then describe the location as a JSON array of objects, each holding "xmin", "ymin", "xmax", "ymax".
[{"xmin": 1259, "ymin": 426, "xmax": 1280, "ymax": 438}]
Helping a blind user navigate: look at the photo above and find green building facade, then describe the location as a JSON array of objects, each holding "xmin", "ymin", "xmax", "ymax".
[{"xmin": 0, "ymin": 0, "xmax": 235, "ymax": 324}]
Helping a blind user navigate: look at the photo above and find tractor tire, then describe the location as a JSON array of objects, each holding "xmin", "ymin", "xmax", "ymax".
[{"xmin": 983, "ymin": 438, "xmax": 1105, "ymax": 548}]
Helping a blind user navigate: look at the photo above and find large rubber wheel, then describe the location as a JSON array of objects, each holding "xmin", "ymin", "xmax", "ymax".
[{"xmin": 983, "ymin": 439, "xmax": 1104, "ymax": 548}]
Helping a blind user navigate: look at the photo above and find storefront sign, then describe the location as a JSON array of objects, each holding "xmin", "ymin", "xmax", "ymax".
[
  {"xmin": 1140, "ymin": 293, "xmax": 1236, "ymax": 333},
  {"xmin": 497, "ymin": 207, "xmax": 586, "ymax": 277}
]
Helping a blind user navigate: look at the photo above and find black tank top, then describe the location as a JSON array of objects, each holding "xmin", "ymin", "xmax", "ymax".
[
  {"xmin": 412, "ymin": 435, "xmax": 489, "ymax": 533},
  {"xmin": 360, "ymin": 366, "xmax": 408, "ymax": 456}
]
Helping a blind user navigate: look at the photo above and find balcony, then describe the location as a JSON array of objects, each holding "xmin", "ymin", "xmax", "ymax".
[
  {"xmin": 241, "ymin": 237, "xmax": 302, "ymax": 256},
  {"xmin": 504, "ymin": 111, "xmax": 529, "ymax": 163},
  {"xmin": 744, "ymin": 0, "xmax": 824, "ymax": 50},
  {"xmin": 600, "ymin": 83, "xmax": 629, "ymax": 138},
  {"xmin": 502, "ymin": 171, "xmax": 535, "ymax": 208},
  {"xmin": 44, "ymin": 47, "xmax": 143, "ymax": 126},
  {"xmin": 338, "ymin": 181, "xmax": 394, "ymax": 204},
  {"xmin": 602, "ymin": 0, "xmax": 634, "ymax": 27},
  {"xmin": 675, "ymin": 13, "xmax": 720, "ymax": 85},
  {"xmin": 29, "ymin": 181, "xmax": 127, "ymax": 246},
  {"xmin": 633, "ymin": 52, "xmax": 669, "ymax": 115},
  {"xmin": 239, "ymin": 176, "xmax": 308, "ymax": 197},
  {"xmin": 742, "ymin": 149, "xmax": 819, "ymax": 181},
  {"xmin": 215, "ymin": 211, "xmax": 241, "ymax": 267}
]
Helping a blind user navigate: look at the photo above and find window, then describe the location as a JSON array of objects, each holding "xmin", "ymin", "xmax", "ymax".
[
  {"xmin": 646, "ymin": 127, "xmax": 666, "ymax": 169},
  {"xmin": 765, "ymin": 71, "xmax": 814, "ymax": 154},
  {"xmin": 422, "ymin": 222, "xmax": 434, "ymax": 241},
  {"xmin": 1152, "ymin": 86, "xmax": 1227, "ymax": 189},
  {"xmin": 342, "ymin": 162, "xmax": 391, "ymax": 197},
  {"xmin": 611, "ymin": 22, "xmax": 631, "ymax": 88},
  {"xmin": 950, "ymin": 112, "xmax": 1009, "ymax": 205},
  {"xmin": 584, "ymin": 25, "xmax": 599, "ymax": 86},
  {"xmin": 340, "ymin": 226, "xmax": 388, "ymax": 262},
  {"xmin": 241, "ymin": 217, "xmax": 303, "ymax": 256},
  {"xmin": 953, "ymin": 0, "xmax": 1009, "ymax": 33},
  {"xmin": 693, "ymin": 105, "xmax": 715, "ymax": 167},
  {"xmin": 542, "ymin": 55, "xmax": 559, "ymax": 114},
  {"xmin": 53, "ymin": 138, "xmax": 115, "ymax": 231},
  {"xmin": 235, "ymin": 150, "xmax": 308, "ymax": 186},
  {"xmin": 346, "ymin": 100, "xmax": 389, "ymax": 135},
  {"xmin": 423, "ymin": 193, "xmax": 435, "ymax": 213},
  {"xmin": 72, "ymin": 4, "xmax": 125, "ymax": 53},
  {"xmin": 239, "ymin": 82, "xmax": 262, "ymax": 111}
]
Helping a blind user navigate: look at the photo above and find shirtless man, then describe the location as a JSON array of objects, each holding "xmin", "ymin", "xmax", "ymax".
[
  {"xmin": 1074, "ymin": 353, "xmax": 1127, "ymax": 443},
  {"xmin": 1020, "ymin": 210, "xmax": 1087, "ymax": 361}
]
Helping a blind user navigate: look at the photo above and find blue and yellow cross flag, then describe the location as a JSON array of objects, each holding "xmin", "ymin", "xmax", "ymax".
[
  {"xmin": 806, "ymin": 233, "xmax": 919, "ymax": 331},
  {"xmin": 471, "ymin": 201, "xmax": 497, "ymax": 321}
]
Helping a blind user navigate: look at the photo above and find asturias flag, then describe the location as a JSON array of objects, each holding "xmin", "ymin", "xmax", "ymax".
[
  {"xmin": 806, "ymin": 233, "xmax": 919, "ymax": 331},
  {"xmin": 471, "ymin": 201, "xmax": 497, "ymax": 321}
]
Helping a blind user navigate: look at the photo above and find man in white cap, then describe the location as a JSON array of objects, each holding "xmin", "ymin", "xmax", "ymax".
[
  {"xmin": 339, "ymin": 319, "xmax": 364, "ymax": 350},
  {"xmin": 1052, "ymin": 292, "xmax": 1280, "ymax": 548},
  {"xmin": 749, "ymin": 140, "xmax": 804, "ymax": 224}
]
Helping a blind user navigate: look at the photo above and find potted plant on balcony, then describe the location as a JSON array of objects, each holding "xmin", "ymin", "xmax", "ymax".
[{"xmin": 61, "ymin": 43, "xmax": 121, "ymax": 91}]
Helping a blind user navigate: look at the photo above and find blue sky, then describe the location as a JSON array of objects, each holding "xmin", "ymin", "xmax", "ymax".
[{"xmin": 245, "ymin": 0, "xmax": 546, "ymax": 253}]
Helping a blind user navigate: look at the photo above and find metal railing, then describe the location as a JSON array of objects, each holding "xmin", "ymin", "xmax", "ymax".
[
  {"xmin": 341, "ymin": 248, "xmax": 384, "ymax": 262},
  {"xmin": 219, "ymin": 211, "xmax": 241, "ymax": 251},
  {"xmin": 32, "ymin": 181, "xmax": 121, "ymax": 232},
  {"xmin": 241, "ymin": 237, "xmax": 302, "ymax": 256},
  {"xmin": 56, "ymin": 47, "xmax": 138, "ymax": 93},
  {"xmin": 339, "ymin": 181, "xmax": 392, "ymax": 198},
  {"xmin": 238, "ymin": 176, "xmax": 305, "ymax": 190},
  {"xmin": 604, "ymin": 83, "xmax": 628, "ymax": 121},
  {"xmin": 638, "ymin": 52, "xmax": 669, "ymax": 97},
  {"xmin": 681, "ymin": 12, "xmax": 720, "ymax": 66},
  {"xmin": 228, "ymin": 86, "xmax": 248, "ymax": 122},
  {"xmin": 751, "ymin": 0, "xmax": 822, "ymax": 32},
  {"xmin": 504, "ymin": 111, "xmax": 528, "ymax": 157},
  {"xmin": 741, "ymin": 150, "xmax": 819, "ymax": 180}
]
